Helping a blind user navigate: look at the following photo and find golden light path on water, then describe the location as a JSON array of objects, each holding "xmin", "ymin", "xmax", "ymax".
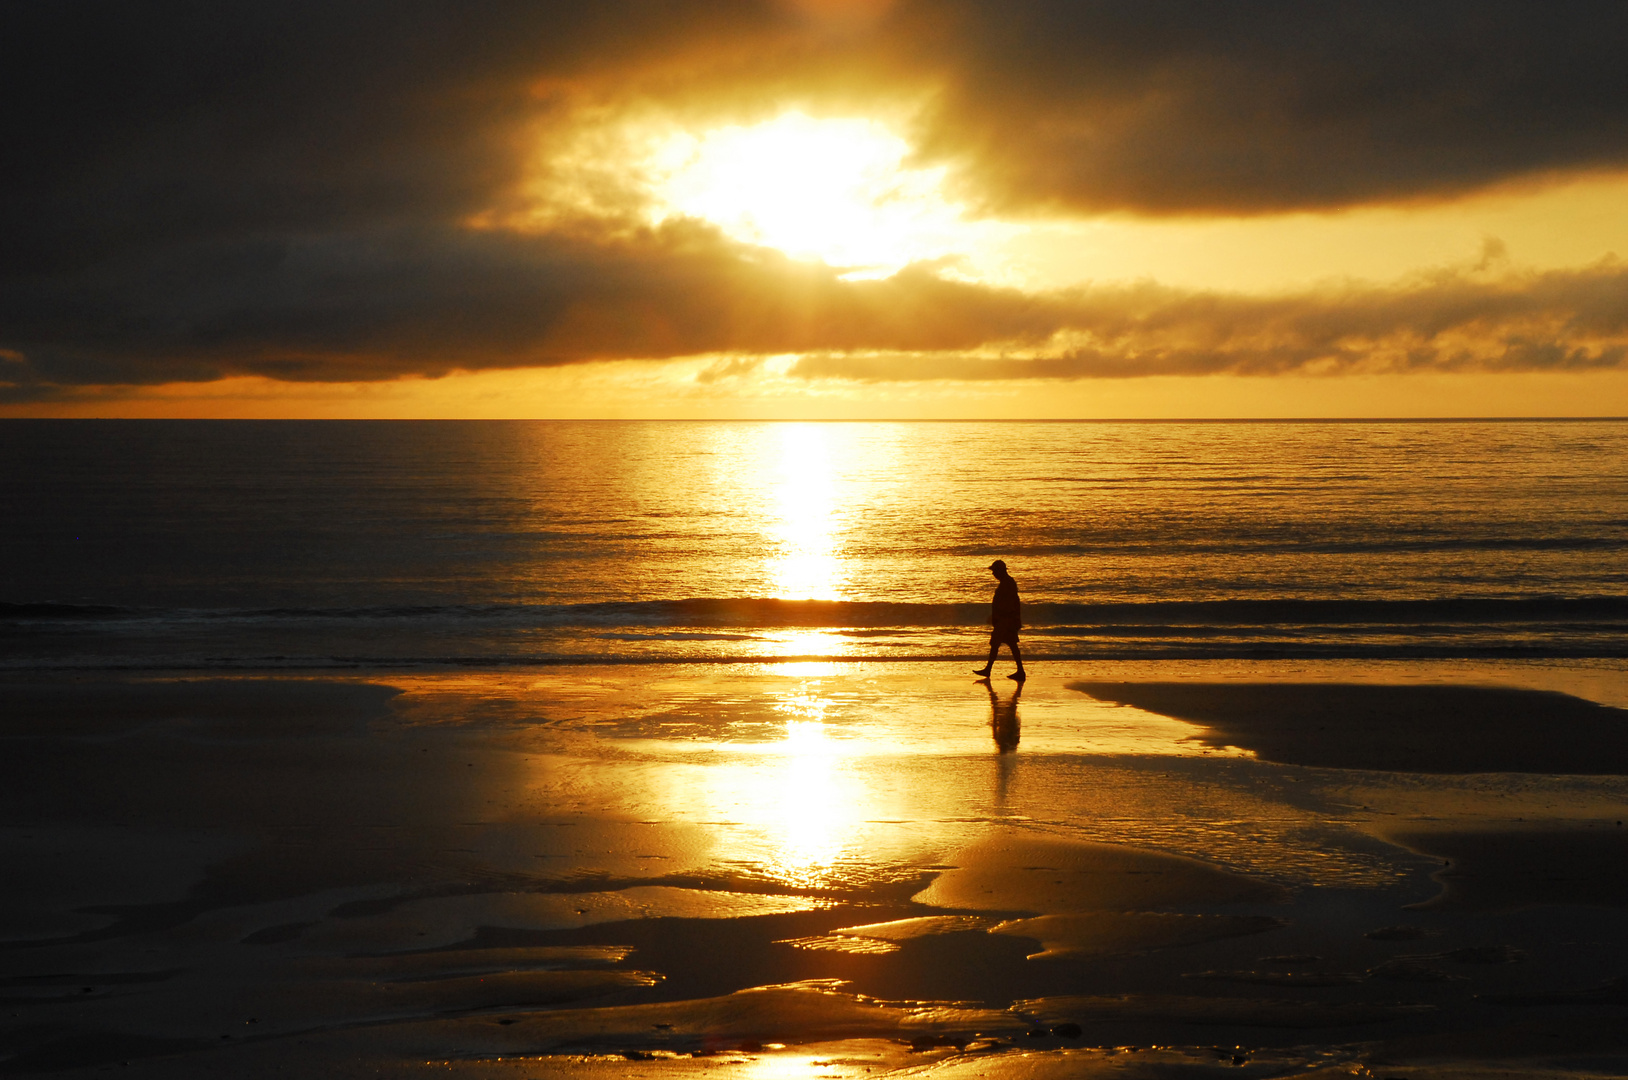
[
  {"xmin": 767, "ymin": 423, "xmax": 845, "ymax": 602},
  {"xmin": 763, "ymin": 694, "xmax": 866, "ymax": 887},
  {"xmin": 402, "ymin": 664, "xmax": 1473, "ymax": 895},
  {"xmin": 499, "ymin": 423, "xmax": 1543, "ymax": 893},
  {"xmin": 566, "ymin": 666, "xmax": 1290, "ymax": 893},
  {"xmin": 623, "ymin": 676, "xmax": 882, "ymax": 890},
  {"xmin": 760, "ymin": 426, "xmax": 857, "ymax": 882}
]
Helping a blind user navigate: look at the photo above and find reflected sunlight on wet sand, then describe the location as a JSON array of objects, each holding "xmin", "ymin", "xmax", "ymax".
[{"xmin": 4, "ymin": 659, "xmax": 1628, "ymax": 1077}]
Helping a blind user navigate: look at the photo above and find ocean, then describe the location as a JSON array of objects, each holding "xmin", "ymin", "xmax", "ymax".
[{"xmin": 4, "ymin": 418, "xmax": 1627, "ymax": 670}]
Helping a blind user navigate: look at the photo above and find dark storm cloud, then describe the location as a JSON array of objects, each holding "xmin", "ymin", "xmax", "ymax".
[
  {"xmin": 0, "ymin": 0, "xmax": 777, "ymax": 271},
  {"xmin": 0, "ymin": 0, "xmax": 785, "ymax": 393},
  {"xmin": 0, "ymin": 217, "xmax": 1065, "ymax": 396},
  {"xmin": 883, "ymin": 0, "xmax": 1628, "ymax": 215},
  {"xmin": 4, "ymin": 0, "xmax": 1628, "ymax": 393}
]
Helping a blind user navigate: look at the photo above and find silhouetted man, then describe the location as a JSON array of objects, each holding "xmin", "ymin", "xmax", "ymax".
[{"xmin": 973, "ymin": 559, "xmax": 1026, "ymax": 681}]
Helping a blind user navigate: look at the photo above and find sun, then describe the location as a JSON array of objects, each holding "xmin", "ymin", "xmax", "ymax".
[
  {"xmin": 510, "ymin": 109, "xmax": 1026, "ymax": 283},
  {"xmin": 645, "ymin": 112, "xmax": 989, "ymax": 277}
]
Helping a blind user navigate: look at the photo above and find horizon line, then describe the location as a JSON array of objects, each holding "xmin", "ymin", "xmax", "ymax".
[{"xmin": 3, "ymin": 416, "xmax": 1627, "ymax": 424}]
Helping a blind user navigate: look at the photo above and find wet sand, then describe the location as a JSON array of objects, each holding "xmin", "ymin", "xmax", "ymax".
[{"xmin": 4, "ymin": 662, "xmax": 1628, "ymax": 1078}]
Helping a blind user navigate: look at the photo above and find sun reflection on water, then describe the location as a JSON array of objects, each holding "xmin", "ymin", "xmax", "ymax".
[
  {"xmin": 768, "ymin": 424, "xmax": 844, "ymax": 602},
  {"xmin": 765, "ymin": 718, "xmax": 854, "ymax": 886},
  {"xmin": 765, "ymin": 629, "xmax": 848, "ymax": 664},
  {"xmin": 756, "ymin": 686, "xmax": 865, "ymax": 888},
  {"xmin": 630, "ymin": 677, "xmax": 874, "ymax": 891}
]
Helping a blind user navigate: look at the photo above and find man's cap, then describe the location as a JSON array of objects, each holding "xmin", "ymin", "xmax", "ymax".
[{"xmin": 989, "ymin": 559, "xmax": 1007, "ymax": 572}]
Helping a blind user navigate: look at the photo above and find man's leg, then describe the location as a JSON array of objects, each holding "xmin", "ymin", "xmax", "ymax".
[
  {"xmin": 973, "ymin": 636, "xmax": 998, "ymax": 677},
  {"xmin": 1007, "ymin": 641, "xmax": 1026, "ymax": 680}
]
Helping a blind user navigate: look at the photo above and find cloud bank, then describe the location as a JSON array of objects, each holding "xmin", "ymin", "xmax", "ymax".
[
  {"xmin": 794, "ymin": 261, "xmax": 1628, "ymax": 381},
  {"xmin": 4, "ymin": 1, "xmax": 1628, "ymax": 398}
]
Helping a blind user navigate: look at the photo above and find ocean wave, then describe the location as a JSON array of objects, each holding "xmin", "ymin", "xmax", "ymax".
[
  {"xmin": 7, "ymin": 639, "xmax": 1628, "ymax": 672},
  {"xmin": 6, "ymin": 596, "xmax": 1628, "ymax": 629},
  {"xmin": 929, "ymin": 536, "xmax": 1628, "ymax": 557},
  {"xmin": 0, "ymin": 602, "xmax": 129, "ymax": 618}
]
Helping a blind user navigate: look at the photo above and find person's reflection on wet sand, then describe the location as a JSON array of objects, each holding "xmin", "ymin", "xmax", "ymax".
[{"xmin": 988, "ymin": 679, "xmax": 1021, "ymax": 753}]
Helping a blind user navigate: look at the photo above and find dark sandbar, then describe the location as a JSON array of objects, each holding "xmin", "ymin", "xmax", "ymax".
[{"xmin": 1069, "ymin": 681, "xmax": 1628, "ymax": 773}]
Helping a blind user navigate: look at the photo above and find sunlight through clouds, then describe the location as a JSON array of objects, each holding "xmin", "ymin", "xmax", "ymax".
[
  {"xmin": 647, "ymin": 112, "xmax": 1012, "ymax": 278},
  {"xmin": 11, "ymin": 4, "xmax": 1628, "ymax": 415}
]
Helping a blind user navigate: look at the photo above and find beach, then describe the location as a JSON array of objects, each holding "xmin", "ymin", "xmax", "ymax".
[
  {"xmin": 5, "ymin": 419, "xmax": 1628, "ymax": 1076},
  {"xmin": 6, "ymin": 659, "xmax": 1628, "ymax": 1077},
  {"xmin": 11, "ymin": 0, "xmax": 1628, "ymax": 1066}
]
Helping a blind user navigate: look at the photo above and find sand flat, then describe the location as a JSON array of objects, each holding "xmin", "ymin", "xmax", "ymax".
[
  {"xmin": 911, "ymin": 834, "xmax": 1288, "ymax": 913},
  {"xmin": 5, "ymin": 663, "xmax": 1628, "ymax": 1077}
]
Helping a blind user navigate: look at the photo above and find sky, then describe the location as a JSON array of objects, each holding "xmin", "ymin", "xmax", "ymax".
[{"xmin": 4, "ymin": 0, "xmax": 1628, "ymax": 418}]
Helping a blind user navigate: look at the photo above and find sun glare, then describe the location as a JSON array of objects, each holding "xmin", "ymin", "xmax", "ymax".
[
  {"xmin": 648, "ymin": 112, "xmax": 988, "ymax": 277},
  {"xmin": 768, "ymin": 423, "xmax": 844, "ymax": 600}
]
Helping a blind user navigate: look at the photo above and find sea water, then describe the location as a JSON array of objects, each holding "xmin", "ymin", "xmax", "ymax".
[{"xmin": 3, "ymin": 419, "xmax": 1626, "ymax": 669}]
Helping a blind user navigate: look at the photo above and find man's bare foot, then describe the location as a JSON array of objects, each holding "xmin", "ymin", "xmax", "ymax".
[
  {"xmin": 972, "ymin": 667, "xmax": 992, "ymax": 678},
  {"xmin": 1008, "ymin": 670, "xmax": 1027, "ymax": 681}
]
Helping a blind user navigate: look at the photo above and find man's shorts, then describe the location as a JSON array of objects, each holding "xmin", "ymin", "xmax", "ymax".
[{"xmin": 990, "ymin": 625, "xmax": 1020, "ymax": 648}]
